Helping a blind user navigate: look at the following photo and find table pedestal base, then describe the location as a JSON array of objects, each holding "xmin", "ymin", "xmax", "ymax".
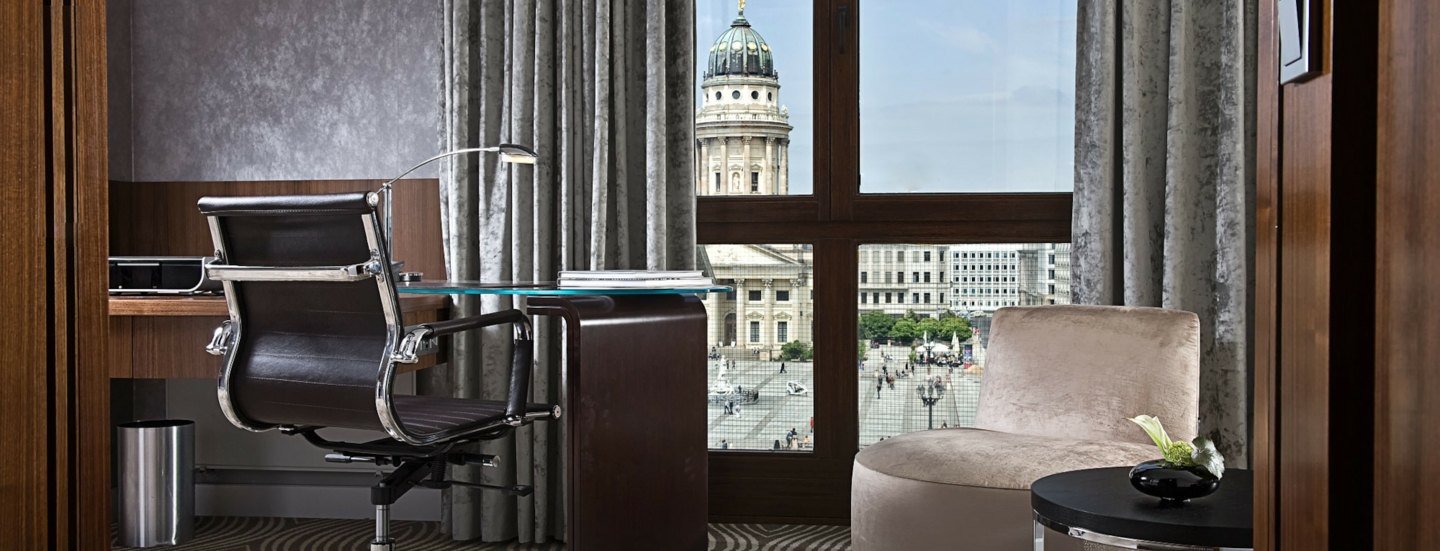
[{"xmin": 529, "ymin": 294, "xmax": 708, "ymax": 551}]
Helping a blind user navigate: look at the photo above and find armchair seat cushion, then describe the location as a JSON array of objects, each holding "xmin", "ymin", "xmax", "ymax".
[
  {"xmin": 856, "ymin": 428, "xmax": 1157, "ymax": 491},
  {"xmin": 852, "ymin": 428, "xmax": 1158, "ymax": 550}
]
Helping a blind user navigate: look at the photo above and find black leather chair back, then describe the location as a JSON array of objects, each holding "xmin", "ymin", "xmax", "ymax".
[{"xmin": 199, "ymin": 192, "xmax": 396, "ymax": 432}]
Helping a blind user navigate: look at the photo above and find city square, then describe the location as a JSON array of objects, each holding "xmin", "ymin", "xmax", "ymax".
[{"xmin": 707, "ymin": 345, "xmax": 984, "ymax": 451}]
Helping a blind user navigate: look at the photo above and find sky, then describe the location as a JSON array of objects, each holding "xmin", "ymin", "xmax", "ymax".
[{"xmin": 697, "ymin": 0, "xmax": 1077, "ymax": 195}]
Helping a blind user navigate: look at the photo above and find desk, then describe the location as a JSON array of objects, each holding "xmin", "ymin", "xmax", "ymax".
[
  {"xmin": 399, "ymin": 282, "xmax": 718, "ymax": 551},
  {"xmin": 107, "ymin": 294, "xmax": 448, "ymax": 379}
]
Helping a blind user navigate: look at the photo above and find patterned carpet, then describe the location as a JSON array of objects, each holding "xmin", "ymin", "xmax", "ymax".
[{"xmin": 112, "ymin": 517, "xmax": 852, "ymax": 550}]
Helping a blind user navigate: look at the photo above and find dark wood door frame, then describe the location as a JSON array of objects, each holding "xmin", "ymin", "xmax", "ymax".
[{"xmin": 0, "ymin": 1, "xmax": 111, "ymax": 549}]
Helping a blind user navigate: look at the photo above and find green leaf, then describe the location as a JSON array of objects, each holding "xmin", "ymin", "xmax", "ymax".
[
  {"xmin": 1190, "ymin": 437, "xmax": 1226, "ymax": 479},
  {"xmin": 1127, "ymin": 415, "xmax": 1172, "ymax": 454}
]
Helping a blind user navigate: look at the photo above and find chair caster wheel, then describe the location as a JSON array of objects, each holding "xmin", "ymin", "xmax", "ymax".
[{"xmin": 370, "ymin": 538, "xmax": 395, "ymax": 551}]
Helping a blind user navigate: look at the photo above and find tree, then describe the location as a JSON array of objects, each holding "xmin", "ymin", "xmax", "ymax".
[
  {"xmin": 780, "ymin": 340, "xmax": 812, "ymax": 361},
  {"xmin": 916, "ymin": 317, "xmax": 942, "ymax": 337},
  {"xmin": 937, "ymin": 309, "xmax": 957, "ymax": 320},
  {"xmin": 858, "ymin": 310, "xmax": 896, "ymax": 340},
  {"xmin": 857, "ymin": 340, "xmax": 867, "ymax": 361},
  {"xmin": 937, "ymin": 316, "xmax": 973, "ymax": 341},
  {"xmin": 891, "ymin": 318, "xmax": 921, "ymax": 340}
]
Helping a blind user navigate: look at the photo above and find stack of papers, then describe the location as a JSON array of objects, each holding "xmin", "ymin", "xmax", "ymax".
[{"xmin": 557, "ymin": 270, "xmax": 714, "ymax": 289}]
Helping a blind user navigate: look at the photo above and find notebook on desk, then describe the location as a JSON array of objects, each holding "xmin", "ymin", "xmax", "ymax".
[{"xmin": 557, "ymin": 270, "xmax": 714, "ymax": 289}]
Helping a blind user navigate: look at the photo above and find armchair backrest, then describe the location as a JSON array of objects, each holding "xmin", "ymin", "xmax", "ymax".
[
  {"xmin": 198, "ymin": 192, "xmax": 402, "ymax": 434},
  {"xmin": 973, "ymin": 305, "xmax": 1201, "ymax": 445}
]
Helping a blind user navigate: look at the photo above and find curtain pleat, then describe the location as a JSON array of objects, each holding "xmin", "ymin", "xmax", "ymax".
[
  {"xmin": 437, "ymin": 0, "xmax": 695, "ymax": 542},
  {"xmin": 1072, "ymin": 0, "xmax": 1255, "ymax": 467}
]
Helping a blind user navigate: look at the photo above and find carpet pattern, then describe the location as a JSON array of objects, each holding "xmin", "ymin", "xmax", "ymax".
[{"xmin": 112, "ymin": 517, "xmax": 852, "ymax": 550}]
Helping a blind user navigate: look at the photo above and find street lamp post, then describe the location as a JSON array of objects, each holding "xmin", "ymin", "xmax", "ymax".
[{"xmin": 916, "ymin": 383, "xmax": 945, "ymax": 430}]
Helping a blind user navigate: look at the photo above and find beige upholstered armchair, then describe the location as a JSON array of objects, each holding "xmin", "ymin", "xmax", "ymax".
[{"xmin": 851, "ymin": 305, "xmax": 1201, "ymax": 550}]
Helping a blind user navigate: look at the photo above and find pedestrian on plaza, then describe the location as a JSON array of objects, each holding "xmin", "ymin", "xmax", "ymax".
[
  {"xmin": 780, "ymin": 362, "xmax": 787, "ymax": 374},
  {"xmin": 735, "ymin": 404, "xmax": 743, "ymax": 417},
  {"xmin": 876, "ymin": 381, "xmax": 883, "ymax": 399},
  {"xmin": 720, "ymin": 439, "xmax": 729, "ymax": 449},
  {"xmin": 774, "ymin": 440, "xmax": 781, "ymax": 450},
  {"xmin": 802, "ymin": 435, "xmax": 811, "ymax": 448},
  {"xmin": 941, "ymin": 422, "xmax": 948, "ymax": 429}
]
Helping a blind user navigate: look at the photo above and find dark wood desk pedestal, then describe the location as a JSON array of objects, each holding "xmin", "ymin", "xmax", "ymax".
[{"xmin": 528, "ymin": 294, "xmax": 708, "ymax": 551}]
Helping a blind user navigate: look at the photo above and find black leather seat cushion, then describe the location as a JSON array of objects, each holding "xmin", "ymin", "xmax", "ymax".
[{"xmin": 392, "ymin": 395, "xmax": 555, "ymax": 437}]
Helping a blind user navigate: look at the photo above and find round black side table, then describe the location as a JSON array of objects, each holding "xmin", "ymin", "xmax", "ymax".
[{"xmin": 1031, "ymin": 467, "xmax": 1252, "ymax": 550}]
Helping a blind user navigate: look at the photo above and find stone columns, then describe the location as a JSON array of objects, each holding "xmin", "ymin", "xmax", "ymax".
[
  {"xmin": 762, "ymin": 279, "xmax": 775, "ymax": 349},
  {"xmin": 742, "ymin": 137, "xmax": 752, "ymax": 193},
  {"xmin": 734, "ymin": 280, "xmax": 747, "ymax": 345},
  {"xmin": 778, "ymin": 140, "xmax": 789, "ymax": 195},
  {"xmin": 762, "ymin": 137, "xmax": 773, "ymax": 194},
  {"xmin": 720, "ymin": 138, "xmax": 730, "ymax": 192}
]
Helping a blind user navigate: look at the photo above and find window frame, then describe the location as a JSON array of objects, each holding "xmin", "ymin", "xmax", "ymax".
[{"xmin": 696, "ymin": 0, "xmax": 1072, "ymax": 523}]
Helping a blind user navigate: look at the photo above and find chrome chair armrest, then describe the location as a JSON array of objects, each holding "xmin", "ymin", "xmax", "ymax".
[{"xmin": 206, "ymin": 320, "xmax": 235, "ymax": 356}]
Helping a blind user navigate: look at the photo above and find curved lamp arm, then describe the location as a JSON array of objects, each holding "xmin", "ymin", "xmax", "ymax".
[{"xmin": 378, "ymin": 144, "xmax": 537, "ymax": 266}]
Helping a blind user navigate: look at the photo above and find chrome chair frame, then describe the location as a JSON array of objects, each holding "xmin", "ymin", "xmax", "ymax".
[{"xmin": 202, "ymin": 192, "xmax": 555, "ymax": 447}]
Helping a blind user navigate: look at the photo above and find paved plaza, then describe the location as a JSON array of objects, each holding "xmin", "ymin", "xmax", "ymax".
[{"xmin": 706, "ymin": 345, "xmax": 983, "ymax": 451}]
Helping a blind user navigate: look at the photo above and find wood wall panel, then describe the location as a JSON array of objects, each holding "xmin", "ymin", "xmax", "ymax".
[
  {"xmin": 1, "ymin": 1, "xmax": 111, "ymax": 548},
  {"xmin": 1374, "ymin": 0, "xmax": 1440, "ymax": 548},
  {"xmin": 0, "ymin": 1, "xmax": 52, "ymax": 547},
  {"xmin": 1252, "ymin": 0, "xmax": 1280, "ymax": 547},
  {"xmin": 109, "ymin": 179, "xmax": 446, "ymax": 279},
  {"xmin": 1267, "ymin": 0, "xmax": 1380, "ymax": 549}
]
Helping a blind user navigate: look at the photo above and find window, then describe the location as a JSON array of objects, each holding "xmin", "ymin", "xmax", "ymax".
[
  {"xmin": 923, "ymin": 272, "xmax": 931, "ymax": 283},
  {"xmin": 860, "ymin": 272, "xmax": 868, "ymax": 283},
  {"xmin": 750, "ymin": 321, "xmax": 760, "ymax": 342},
  {"xmin": 923, "ymin": 293, "xmax": 931, "ymax": 304},
  {"xmin": 898, "ymin": 293, "xmax": 905, "ymax": 304},
  {"xmin": 752, "ymin": 90, "xmax": 760, "ymax": 100},
  {"xmin": 749, "ymin": 290, "xmax": 762, "ymax": 301},
  {"xmin": 715, "ymin": 172, "xmax": 721, "ymax": 192},
  {"xmin": 924, "ymin": 251, "xmax": 931, "ymax": 262},
  {"xmin": 912, "ymin": 272, "xmax": 920, "ymax": 283},
  {"xmin": 777, "ymin": 290, "xmax": 790, "ymax": 301},
  {"xmin": 860, "ymin": 292, "xmax": 867, "ymax": 304},
  {"xmin": 732, "ymin": 90, "xmax": 741, "ymax": 99},
  {"xmin": 777, "ymin": 321, "xmax": 788, "ymax": 342},
  {"xmin": 751, "ymin": 172, "xmax": 759, "ymax": 193},
  {"xmin": 697, "ymin": 0, "xmax": 1074, "ymax": 514}
]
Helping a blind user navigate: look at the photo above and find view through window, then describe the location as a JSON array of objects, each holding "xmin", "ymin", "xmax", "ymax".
[
  {"xmin": 701, "ymin": 244, "xmax": 815, "ymax": 451},
  {"xmin": 856, "ymin": 243, "xmax": 1070, "ymax": 447},
  {"xmin": 696, "ymin": 0, "xmax": 1078, "ymax": 459}
]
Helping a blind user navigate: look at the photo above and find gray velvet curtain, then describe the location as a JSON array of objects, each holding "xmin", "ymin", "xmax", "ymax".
[
  {"xmin": 432, "ymin": 0, "xmax": 695, "ymax": 543},
  {"xmin": 1071, "ymin": 0, "xmax": 1256, "ymax": 466}
]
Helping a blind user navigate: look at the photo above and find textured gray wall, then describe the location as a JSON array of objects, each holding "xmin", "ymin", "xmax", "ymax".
[
  {"xmin": 107, "ymin": 0, "xmax": 133, "ymax": 180},
  {"xmin": 114, "ymin": 0, "xmax": 440, "ymax": 181}
]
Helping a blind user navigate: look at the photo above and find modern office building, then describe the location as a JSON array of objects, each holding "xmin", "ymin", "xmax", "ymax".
[{"xmin": 857, "ymin": 244, "xmax": 952, "ymax": 318}]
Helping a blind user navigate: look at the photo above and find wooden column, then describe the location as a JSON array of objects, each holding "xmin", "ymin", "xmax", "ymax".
[
  {"xmin": 0, "ymin": 1, "xmax": 111, "ymax": 548},
  {"xmin": 1374, "ymin": 0, "xmax": 1440, "ymax": 548}
]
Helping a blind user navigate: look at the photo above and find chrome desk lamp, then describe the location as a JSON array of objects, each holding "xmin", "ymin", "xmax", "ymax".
[{"xmin": 377, "ymin": 144, "xmax": 537, "ymax": 277}]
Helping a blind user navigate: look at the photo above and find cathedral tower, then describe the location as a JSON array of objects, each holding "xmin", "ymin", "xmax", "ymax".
[{"xmin": 696, "ymin": 2, "xmax": 793, "ymax": 196}]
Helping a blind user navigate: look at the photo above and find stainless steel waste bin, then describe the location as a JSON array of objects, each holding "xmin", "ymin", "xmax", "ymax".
[{"xmin": 118, "ymin": 420, "xmax": 195, "ymax": 548}]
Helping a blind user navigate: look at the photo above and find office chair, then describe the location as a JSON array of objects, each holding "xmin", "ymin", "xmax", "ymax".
[{"xmin": 197, "ymin": 192, "xmax": 560, "ymax": 551}]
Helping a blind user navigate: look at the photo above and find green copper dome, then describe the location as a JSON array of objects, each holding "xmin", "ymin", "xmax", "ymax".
[{"xmin": 705, "ymin": 9, "xmax": 775, "ymax": 79}]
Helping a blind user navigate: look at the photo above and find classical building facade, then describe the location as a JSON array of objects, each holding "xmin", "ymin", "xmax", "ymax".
[
  {"xmin": 695, "ymin": 6, "xmax": 792, "ymax": 197},
  {"xmin": 702, "ymin": 244, "xmax": 813, "ymax": 353}
]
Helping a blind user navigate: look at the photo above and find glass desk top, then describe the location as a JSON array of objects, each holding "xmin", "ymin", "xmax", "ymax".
[{"xmin": 397, "ymin": 280, "xmax": 731, "ymax": 296}]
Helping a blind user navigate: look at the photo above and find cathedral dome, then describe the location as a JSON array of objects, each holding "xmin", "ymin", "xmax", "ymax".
[{"xmin": 705, "ymin": 8, "xmax": 775, "ymax": 79}]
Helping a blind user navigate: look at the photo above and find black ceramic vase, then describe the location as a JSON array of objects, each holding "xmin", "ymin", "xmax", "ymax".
[{"xmin": 1128, "ymin": 459, "xmax": 1220, "ymax": 505}]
